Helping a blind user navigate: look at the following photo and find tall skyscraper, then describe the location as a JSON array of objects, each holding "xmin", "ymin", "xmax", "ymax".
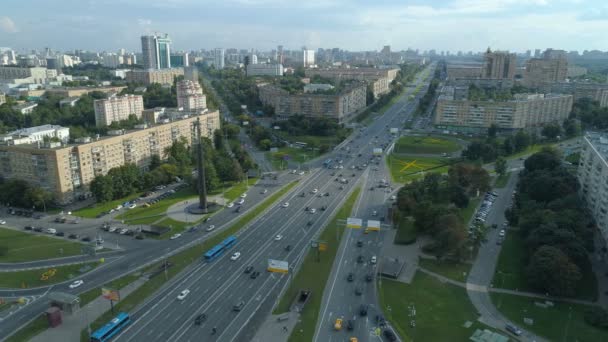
[
  {"xmin": 214, "ymin": 48, "xmax": 225, "ymax": 70},
  {"xmin": 141, "ymin": 34, "xmax": 172, "ymax": 70},
  {"xmin": 277, "ymin": 45, "xmax": 284, "ymax": 64},
  {"xmin": 302, "ymin": 48, "xmax": 315, "ymax": 67},
  {"xmin": 483, "ymin": 48, "xmax": 516, "ymax": 79}
]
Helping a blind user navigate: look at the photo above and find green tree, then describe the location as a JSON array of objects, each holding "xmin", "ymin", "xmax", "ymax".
[
  {"xmin": 89, "ymin": 175, "xmax": 114, "ymax": 203},
  {"xmin": 450, "ymin": 186, "xmax": 469, "ymax": 209},
  {"xmin": 541, "ymin": 123, "xmax": 562, "ymax": 140},
  {"xmin": 259, "ymin": 139, "xmax": 272, "ymax": 151},
  {"xmin": 495, "ymin": 157, "xmax": 507, "ymax": 176},
  {"xmin": 525, "ymin": 245, "xmax": 581, "ymax": 296},
  {"xmin": 149, "ymin": 154, "xmax": 162, "ymax": 170},
  {"xmin": 514, "ymin": 130, "xmax": 530, "ymax": 152},
  {"xmin": 23, "ymin": 187, "xmax": 53, "ymax": 211},
  {"xmin": 488, "ymin": 124, "xmax": 498, "ymax": 138}
]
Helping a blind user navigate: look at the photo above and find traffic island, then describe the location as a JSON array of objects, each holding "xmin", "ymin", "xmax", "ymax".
[{"xmin": 186, "ymin": 201, "xmax": 221, "ymax": 215}]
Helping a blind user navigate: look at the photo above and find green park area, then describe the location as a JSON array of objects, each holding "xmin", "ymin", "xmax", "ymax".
[
  {"xmin": 393, "ymin": 136, "xmax": 461, "ymax": 155},
  {"xmin": 274, "ymin": 188, "xmax": 361, "ymax": 342},
  {"xmin": 379, "ymin": 273, "xmax": 502, "ymax": 341},
  {"xmin": 79, "ymin": 181, "xmax": 298, "ymax": 342},
  {"xmin": 0, "ymin": 228, "xmax": 84, "ymax": 262},
  {"xmin": 491, "ymin": 292, "xmax": 605, "ymax": 341},
  {"xmin": 267, "ymin": 146, "xmax": 321, "ymax": 170},
  {"xmin": 73, "ymin": 193, "xmax": 142, "ymax": 219},
  {"xmin": 386, "ymin": 155, "xmax": 454, "ymax": 183},
  {"xmin": 0, "ymin": 262, "xmax": 100, "ymax": 288},
  {"xmin": 418, "ymin": 258, "xmax": 472, "ymax": 283}
]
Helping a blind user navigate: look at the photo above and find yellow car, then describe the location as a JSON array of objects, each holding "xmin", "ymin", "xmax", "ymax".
[
  {"xmin": 350, "ymin": 338, "xmax": 358, "ymax": 342},
  {"xmin": 334, "ymin": 318, "xmax": 343, "ymax": 330}
]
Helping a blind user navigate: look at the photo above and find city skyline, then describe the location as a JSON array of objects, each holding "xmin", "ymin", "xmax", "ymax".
[{"xmin": 2, "ymin": 0, "xmax": 608, "ymax": 52}]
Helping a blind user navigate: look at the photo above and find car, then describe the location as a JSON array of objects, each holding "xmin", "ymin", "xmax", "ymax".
[
  {"xmin": 505, "ymin": 324, "xmax": 522, "ymax": 336},
  {"xmin": 230, "ymin": 252, "xmax": 241, "ymax": 261},
  {"xmin": 240, "ymin": 193, "xmax": 247, "ymax": 198},
  {"xmin": 355, "ymin": 287, "xmax": 363, "ymax": 296},
  {"xmin": 235, "ymin": 206, "xmax": 242, "ymax": 213},
  {"xmin": 119, "ymin": 228, "xmax": 128, "ymax": 235},
  {"xmin": 170, "ymin": 233, "xmax": 182, "ymax": 240},
  {"xmin": 261, "ymin": 189, "xmax": 268, "ymax": 194},
  {"xmin": 311, "ymin": 188, "xmax": 318, "ymax": 194},
  {"xmin": 194, "ymin": 313, "xmax": 207, "ymax": 325},
  {"xmin": 177, "ymin": 289, "xmax": 190, "ymax": 300},
  {"xmin": 55, "ymin": 231, "xmax": 65, "ymax": 237},
  {"xmin": 274, "ymin": 234, "xmax": 283, "ymax": 241},
  {"xmin": 285, "ymin": 245, "xmax": 292, "ymax": 251},
  {"xmin": 233, "ymin": 301, "xmax": 245, "ymax": 311},
  {"xmin": 499, "ymin": 229, "xmax": 506, "ymax": 237},
  {"xmin": 371, "ymin": 255, "xmax": 377, "ymax": 264},
  {"xmin": 366, "ymin": 274, "xmax": 373, "ymax": 282},
  {"xmin": 128, "ymin": 203, "xmax": 137, "ymax": 209},
  {"xmin": 244, "ymin": 266, "xmax": 254, "ymax": 274},
  {"xmin": 357, "ymin": 255, "xmax": 364, "ymax": 263},
  {"xmin": 334, "ymin": 318, "xmax": 343, "ymax": 331},
  {"xmin": 81, "ymin": 236, "xmax": 91, "ymax": 242},
  {"xmin": 115, "ymin": 205, "xmax": 123, "ymax": 210},
  {"xmin": 108, "ymin": 227, "xmax": 117, "ymax": 233},
  {"xmin": 250, "ymin": 271, "xmax": 260, "ymax": 279},
  {"xmin": 206, "ymin": 225, "xmax": 215, "ymax": 232},
  {"xmin": 298, "ymin": 171, "xmax": 305, "ymax": 175},
  {"xmin": 346, "ymin": 319, "xmax": 354, "ymax": 331},
  {"xmin": 324, "ymin": 192, "xmax": 330, "ymax": 197},
  {"xmin": 300, "ymin": 192, "xmax": 306, "ymax": 198},
  {"xmin": 237, "ymin": 198, "xmax": 245, "ymax": 205},
  {"xmin": 46, "ymin": 228, "xmax": 57, "ymax": 234},
  {"xmin": 68, "ymin": 233, "xmax": 78, "ymax": 239},
  {"xmin": 227, "ymin": 203, "xmax": 234, "ymax": 208},
  {"xmin": 0, "ymin": 220, "xmax": 5, "ymax": 225},
  {"xmin": 359, "ymin": 304, "xmax": 368, "ymax": 316},
  {"xmin": 69, "ymin": 280, "xmax": 84, "ymax": 289},
  {"xmin": 24, "ymin": 226, "xmax": 33, "ymax": 230},
  {"xmin": 282, "ymin": 202, "xmax": 289, "ymax": 208},
  {"xmin": 347, "ymin": 273, "xmax": 354, "ymax": 282},
  {"xmin": 125, "ymin": 230, "xmax": 135, "ymax": 236},
  {"xmin": 310, "ymin": 208, "xmax": 316, "ymax": 214},
  {"xmin": 320, "ymin": 206, "xmax": 327, "ymax": 211},
  {"xmin": 383, "ymin": 329, "xmax": 397, "ymax": 341},
  {"xmin": 372, "ymin": 210, "xmax": 377, "ymax": 216},
  {"xmin": 135, "ymin": 234, "xmax": 145, "ymax": 240}
]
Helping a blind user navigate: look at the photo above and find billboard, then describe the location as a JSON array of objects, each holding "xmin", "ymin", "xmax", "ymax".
[
  {"xmin": 367, "ymin": 220, "xmax": 381, "ymax": 231},
  {"xmin": 346, "ymin": 217, "xmax": 362, "ymax": 229},
  {"xmin": 102, "ymin": 288, "xmax": 120, "ymax": 301},
  {"xmin": 267, "ymin": 259, "xmax": 289, "ymax": 273}
]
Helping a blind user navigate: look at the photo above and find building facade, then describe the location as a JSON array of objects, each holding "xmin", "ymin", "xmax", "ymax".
[
  {"xmin": 214, "ymin": 48, "xmax": 225, "ymax": 70},
  {"xmin": 176, "ymin": 80, "xmax": 206, "ymax": 111},
  {"xmin": 304, "ymin": 67, "xmax": 399, "ymax": 98},
  {"xmin": 578, "ymin": 132, "xmax": 608, "ymax": 247},
  {"xmin": 0, "ymin": 66, "xmax": 48, "ymax": 83},
  {"xmin": 483, "ymin": 49, "xmax": 516, "ymax": 79},
  {"xmin": 1, "ymin": 125, "xmax": 70, "ymax": 145},
  {"xmin": 258, "ymin": 83, "xmax": 366, "ymax": 123},
  {"xmin": 0, "ymin": 111, "xmax": 220, "ymax": 203},
  {"xmin": 93, "ymin": 95, "xmax": 144, "ymax": 127},
  {"xmin": 434, "ymin": 86, "xmax": 573, "ymax": 132},
  {"xmin": 550, "ymin": 82, "xmax": 608, "ymax": 108},
  {"xmin": 141, "ymin": 34, "xmax": 172, "ymax": 70},
  {"xmin": 523, "ymin": 49, "xmax": 568, "ymax": 89},
  {"xmin": 125, "ymin": 68, "xmax": 184, "ymax": 85},
  {"xmin": 303, "ymin": 49, "xmax": 315, "ymax": 67},
  {"xmin": 246, "ymin": 63, "xmax": 284, "ymax": 76}
]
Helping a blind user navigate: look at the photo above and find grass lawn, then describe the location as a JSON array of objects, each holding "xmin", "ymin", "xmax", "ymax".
[
  {"xmin": 378, "ymin": 273, "xmax": 502, "ymax": 341},
  {"xmin": 80, "ymin": 181, "xmax": 299, "ymax": 342},
  {"xmin": 0, "ymin": 262, "xmax": 99, "ymax": 288},
  {"xmin": 0, "ymin": 227, "xmax": 84, "ymax": 262},
  {"xmin": 493, "ymin": 233, "xmax": 597, "ymax": 301},
  {"xmin": 458, "ymin": 197, "xmax": 481, "ymax": 224},
  {"xmin": 418, "ymin": 258, "xmax": 471, "ymax": 282},
  {"xmin": 220, "ymin": 178, "xmax": 259, "ymax": 203},
  {"xmin": 115, "ymin": 187, "xmax": 197, "ymax": 223},
  {"xmin": 394, "ymin": 216, "xmax": 417, "ymax": 245},
  {"xmin": 152, "ymin": 218, "xmax": 196, "ymax": 240},
  {"xmin": 73, "ymin": 193, "xmax": 142, "ymax": 219},
  {"xmin": 79, "ymin": 273, "xmax": 141, "ymax": 307},
  {"xmin": 386, "ymin": 154, "xmax": 455, "ymax": 184},
  {"xmin": 274, "ymin": 188, "xmax": 361, "ymax": 342},
  {"xmin": 494, "ymin": 172, "xmax": 511, "ymax": 188},
  {"xmin": 491, "ymin": 292, "xmax": 606, "ymax": 342},
  {"xmin": 394, "ymin": 136, "xmax": 461, "ymax": 154},
  {"xmin": 266, "ymin": 147, "xmax": 321, "ymax": 170},
  {"xmin": 5, "ymin": 314, "xmax": 48, "ymax": 342}
]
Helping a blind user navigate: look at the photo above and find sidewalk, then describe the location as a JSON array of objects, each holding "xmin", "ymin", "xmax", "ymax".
[
  {"xmin": 29, "ymin": 277, "xmax": 148, "ymax": 342},
  {"xmin": 250, "ymin": 311, "xmax": 299, "ymax": 342}
]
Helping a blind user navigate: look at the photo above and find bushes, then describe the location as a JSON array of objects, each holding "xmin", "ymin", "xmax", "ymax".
[{"xmin": 584, "ymin": 307, "xmax": 608, "ymax": 329}]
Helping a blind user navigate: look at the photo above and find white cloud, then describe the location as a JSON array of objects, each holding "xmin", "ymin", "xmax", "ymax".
[
  {"xmin": 137, "ymin": 18, "xmax": 152, "ymax": 26},
  {"xmin": 0, "ymin": 16, "xmax": 18, "ymax": 33}
]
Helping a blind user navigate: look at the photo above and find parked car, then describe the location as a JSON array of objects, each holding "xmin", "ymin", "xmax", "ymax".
[
  {"xmin": 347, "ymin": 273, "xmax": 354, "ymax": 282},
  {"xmin": 505, "ymin": 324, "xmax": 522, "ymax": 336},
  {"xmin": 55, "ymin": 231, "xmax": 65, "ymax": 237},
  {"xmin": 68, "ymin": 233, "xmax": 78, "ymax": 239}
]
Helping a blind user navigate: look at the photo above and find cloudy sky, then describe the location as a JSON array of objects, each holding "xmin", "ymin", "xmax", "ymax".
[{"xmin": 1, "ymin": 0, "xmax": 607, "ymax": 53}]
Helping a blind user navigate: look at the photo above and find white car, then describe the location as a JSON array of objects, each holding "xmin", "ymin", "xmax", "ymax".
[
  {"xmin": 261, "ymin": 189, "xmax": 268, "ymax": 194},
  {"xmin": 206, "ymin": 225, "xmax": 215, "ymax": 232},
  {"xmin": 115, "ymin": 205, "xmax": 123, "ymax": 210},
  {"xmin": 119, "ymin": 228, "xmax": 128, "ymax": 235},
  {"xmin": 227, "ymin": 203, "xmax": 234, "ymax": 208},
  {"xmin": 372, "ymin": 210, "xmax": 377, "ymax": 216},
  {"xmin": 312, "ymin": 189, "xmax": 318, "ymax": 194},
  {"xmin": 237, "ymin": 198, "xmax": 245, "ymax": 205},
  {"xmin": 177, "ymin": 289, "xmax": 190, "ymax": 300},
  {"xmin": 499, "ymin": 229, "xmax": 506, "ymax": 237},
  {"xmin": 108, "ymin": 227, "xmax": 117, "ymax": 233},
  {"xmin": 128, "ymin": 203, "xmax": 137, "ymax": 209},
  {"xmin": 282, "ymin": 202, "xmax": 289, "ymax": 208},
  {"xmin": 275, "ymin": 234, "xmax": 283, "ymax": 241},
  {"xmin": 170, "ymin": 233, "xmax": 182, "ymax": 240},
  {"xmin": 69, "ymin": 280, "xmax": 84, "ymax": 289},
  {"xmin": 0, "ymin": 220, "xmax": 5, "ymax": 225},
  {"xmin": 230, "ymin": 252, "xmax": 241, "ymax": 261},
  {"xmin": 298, "ymin": 171, "xmax": 305, "ymax": 175},
  {"xmin": 240, "ymin": 193, "xmax": 247, "ymax": 198},
  {"xmin": 310, "ymin": 208, "xmax": 316, "ymax": 214},
  {"xmin": 390, "ymin": 195, "xmax": 397, "ymax": 201},
  {"xmin": 371, "ymin": 256, "xmax": 377, "ymax": 264}
]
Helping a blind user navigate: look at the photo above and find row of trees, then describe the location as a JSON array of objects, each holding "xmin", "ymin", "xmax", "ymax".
[
  {"xmin": 395, "ymin": 164, "xmax": 490, "ymax": 260},
  {"xmin": 462, "ymin": 129, "xmax": 534, "ymax": 163},
  {"xmin": 506, "ymin": 148, "xmax": 594, "ymax": 296},
  {"xmin": 416, "ymin": 63, "xmax": 443, "ymax": 116},
  {"xmin": 0, "ymin": 179, "xmax": 53, "ymax": 210}
]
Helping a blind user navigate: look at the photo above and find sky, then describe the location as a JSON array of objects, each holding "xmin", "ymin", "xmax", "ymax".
[{"xmin": 1, "ymin": 0, "xmax": 608, "ymax": 53}]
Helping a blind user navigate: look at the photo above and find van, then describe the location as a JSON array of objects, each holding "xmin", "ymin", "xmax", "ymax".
[{"xmin": 46, "ymin": 228, "xmax": 56, "ymax": 234}]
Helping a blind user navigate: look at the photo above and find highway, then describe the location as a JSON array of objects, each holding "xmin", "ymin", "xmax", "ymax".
[{"xmin": 314, "ymin": 66, "xmax": 435, "ymax": 342}]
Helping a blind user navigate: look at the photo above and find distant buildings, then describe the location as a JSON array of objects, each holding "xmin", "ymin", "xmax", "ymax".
[
  {"xmin": 0, "ymin": 66, "xmax": 49, "ymax": 83},
  {"xmin": 12, "ymin": 102, "xmax": 38, "ymax": 114},
  {"xmin": 303, "ymin": 49, "xmax": 315, "ymax": 67},
  {"xmin": 126, "ymin": 68, "xmax": 184, "ymax": 85},
  {"xmin": 176, "ymin": 80, "xmax": 206, "ymax": 111},
  {"xmin": 304, "ymin": 67, "xmax": 399, "ymax": 98},
  {"xmin": 446, "ymin": 63, "xmax": 483, "ymax": 80},
  {"xmin": 578, "ymin": 132, "xmax": 608, "ymax": 247},
  {"xmin": 0, "ymin": 124, "xmax": 69, "ymax": 146},
  {"xmin": 523, "ymin": 49, "xmax": 568, "ymax": 89},
  {"xmin": 246, "ymin": 63, "xmax": 284, "ymax": 76},
  {"xmin": 258, "ymin": 82, "xmax": 366, "ymax": 122},
  {"xmin": 93, "ymin": 94, "xmax": 144, "ymax": 127},
  {"xmin": 170, "ymin": 52, "xmax": 189, "ymax": 67},
  {"xmin": 184, "ymin": 66, "xmax": 199, "ymax": 82},
  {"xmin": 214, "ymin": 48, "xmax": 225, "ymax": 70},
  {"xmin": 567, "ymin": 65, "xmax": 588, "ymax": 78},
  {"xmin": 0, "ymin": 111, "xmax": 220, "ymax": 204},
  {"xmin": 483, "ymin": 49, "xmax": 516, "ymax": 79},
  {"xmin": 550, "ymin": 82, "xmax": 608, "ymax": 107},
  {"xmin": 434, "ymin": 86, "xmax": 573, "ymax": 132},
  {"xmin": 141, "ymin": 34, "xmax": 172, "ymax": 69}
]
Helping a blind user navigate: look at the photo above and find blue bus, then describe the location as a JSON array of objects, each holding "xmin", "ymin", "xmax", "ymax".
[
  {"xmin": 323, "ymin": 159, "xmax": 333, "ymax": 168},
  {"xmin": 204, "ymin": 236, "xmax": 237, "ymax": 261},
  {"xmin": 90, "ymin": 312, "xmax": 131, "ymax": 342}
]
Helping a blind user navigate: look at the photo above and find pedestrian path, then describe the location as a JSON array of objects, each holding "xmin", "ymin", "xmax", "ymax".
[
  {"xmin": 29, "ymin": 276, "xmax": 147, "ymax": 342},
  {"xmin": 250, "ymin": 311, "xmax": 299, "ymax": 342}
]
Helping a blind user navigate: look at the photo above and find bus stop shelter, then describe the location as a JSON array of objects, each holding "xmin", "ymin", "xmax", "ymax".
[{"xmin": 48, "ymin": 292, "xmax": 80, "ymax": 315}]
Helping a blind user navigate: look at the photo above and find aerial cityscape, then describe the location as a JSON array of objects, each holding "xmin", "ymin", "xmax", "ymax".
[{"xmin": 1, "ymin": 1, "xmax": 608, "ymax": 342}]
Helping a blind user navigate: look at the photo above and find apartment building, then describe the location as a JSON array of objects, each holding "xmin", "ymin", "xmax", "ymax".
[
  {"xmin": 258, "ymin": 83, "xmax": 366, "ymax": 123},
  {"xmin": 483, "ymin": 49, "xmax": 516, "ymax": 79},
  {"xmin": 550, "ymin": 82, "xmax": 608, "ymax": 107},
  {"xmin": 523, "ymin": 49, "xmax": 568, "ymax": 89},
  {"xmin": 304, "ymin": 67, "xmax": 399, "ymax": 98},
  {"xmin": 176, "ymin": 80, "xmax": 206, "ymax": 111},
  {"xmin": 0, "ymin": 111, "xmax": 220, "ymax": 203},
  {"xmin": 578, "ymin": 132, "xmax": 608, "ymax": 246},
  {"xmin": 126, "ymin": 68, "xmax": 184, "ymax": 85},
  {"xmin": 246, "ymin": 63, "xmax": 284, "ymax": 76},
  {"xmin": 94, "ymin": 95, "xmax": 144, "ymax": 127},
  {"xmin": 434, "ymin": 86, "xmax": 573, "ymax": 132},
  {"xmin": 0, "ymin": 66, "xmax": 48, "ymax": 83}
]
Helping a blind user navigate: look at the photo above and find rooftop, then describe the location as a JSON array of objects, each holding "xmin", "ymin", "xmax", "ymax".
[{"xmin": 9, "ymin": 124, "xmax": 68, "ymax": 136}]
